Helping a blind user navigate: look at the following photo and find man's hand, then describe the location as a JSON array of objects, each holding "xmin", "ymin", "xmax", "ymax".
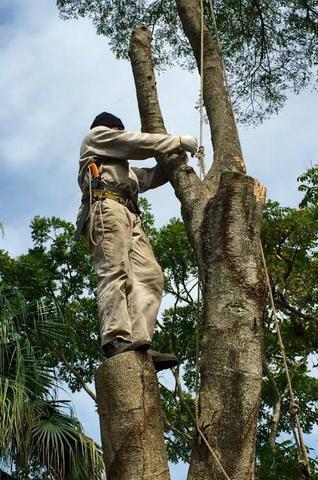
[{"xmin": 180, "ymin": 135, "xmax": 198, "ymax": 156}]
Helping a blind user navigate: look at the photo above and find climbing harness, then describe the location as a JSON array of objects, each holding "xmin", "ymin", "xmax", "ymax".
[
  {"xmin": 88, "ymin": 188, "xmax": 140, "ymax": 213},
  {"xmin": 75, "ymin": 161, "xmax": 140, "ymax": 243},
  {"xmin": 87, "ymin": 188, "xmax": 140, "ymax": 247}
]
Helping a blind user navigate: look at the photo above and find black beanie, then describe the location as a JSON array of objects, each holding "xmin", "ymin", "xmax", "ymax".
[{"xmin": 90, "ymin": 112, "xmax": 125, "ymax": 130}]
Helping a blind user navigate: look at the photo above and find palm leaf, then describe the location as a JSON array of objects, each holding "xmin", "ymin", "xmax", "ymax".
[
  {"xmin": 31, "ymin": 404, "xmax": 104, "ymax": 479},
  {"xmin": 0, "ymin": 285, "xmax": 104, "ymax": 479}
]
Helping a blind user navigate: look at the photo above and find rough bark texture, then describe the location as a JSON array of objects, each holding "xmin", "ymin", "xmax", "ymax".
[
  {"xmin": 129, "ymin": 27, "xmax": 166, "ymax": 135},
  {"xmin": 175, "ymin": 0, "xmax": 245, "ymax": 193},
  {"xmin": 95, "ymin": 352, "xmax": 170, "ymax": 480},
  {"xmin": 187, "ymin": 173, "xmax": 267, "ymax": 479}
]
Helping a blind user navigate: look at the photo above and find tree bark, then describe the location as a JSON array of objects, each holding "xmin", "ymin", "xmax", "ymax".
[
  {"xmin": 95, "ymin": 352, "xmax": 170, "ymax": 480},
  {"xmin": 129, "ymin": 26, "xmax": 211, "ymax": 264},
  {"xmin": 129, "ymin": 16, "xmax": 267, "ymax": 480},
  {"xmin": 188, "ymin": 173, "xmax": 267, "ymax": 479}
]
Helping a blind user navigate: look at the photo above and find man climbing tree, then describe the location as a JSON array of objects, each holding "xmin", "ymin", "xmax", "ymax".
[{"xmin": 76, "ymin": 111, "xmax": 198, "ymax": 370}]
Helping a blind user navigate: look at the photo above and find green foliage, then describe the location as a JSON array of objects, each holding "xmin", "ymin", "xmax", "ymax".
[
  {"xmin": 261, "ymin": 199, "xmax": 318, "ymax": 353},
  {"xmin": 298, "ymin": 167, "xmax": 318, "ymax": 207},
  {"xmin": 0, "ymin": 215, "xmax": 103, "ymax": 393},
  {"xmin": 1, "ymin": 168, "xmax": 318, "ymax": 476},
  {"xmin": 0, "ymin": 285, "xmax": 104, "ymax": 479},
  {"xmin": 257, "ymin": 167, "xmax": 318, "ymax": 478},
  {"xmin": 257, "ymin": 440, "xmax": 317, "ymax": 480},
  {"xmin": 139, "ymin": 197, "xmax": 158, "ymax": 241},
  {"xmin": 56, "ymin": 0, "xmax": 318, "ymax": 123}
]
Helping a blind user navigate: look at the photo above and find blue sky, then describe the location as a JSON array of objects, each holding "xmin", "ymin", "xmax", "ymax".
[{"xmin": 0, "ymin": 0, "xmax": 317, "ymax": 477}]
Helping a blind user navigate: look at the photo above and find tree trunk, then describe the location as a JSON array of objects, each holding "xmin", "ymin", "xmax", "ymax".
[
  {"xmin": 95, "ymin": 352, "xmax": 170, "ymax": 480},
  {"xmin": 188, "ymin": 173, "xmax": 266, "ymax": 479},
  {"xmin": 129, "ymin": 19, "xmax": 267, "ymax": 480}
]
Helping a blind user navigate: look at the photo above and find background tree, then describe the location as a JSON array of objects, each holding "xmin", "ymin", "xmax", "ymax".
[{"xmin": 0, "ymin": 283, "xmax": 104, "ymax": 479}]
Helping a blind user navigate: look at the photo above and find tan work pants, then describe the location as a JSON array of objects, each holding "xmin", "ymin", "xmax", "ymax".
[{"xmin": 89, "ymin": 199, "xmax": 164, "ymax": 347}]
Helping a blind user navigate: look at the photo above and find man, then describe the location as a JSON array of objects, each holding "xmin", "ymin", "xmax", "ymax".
[{"xmin": 77, "ymin": 112, "xmax": 198, "ymax": 371}]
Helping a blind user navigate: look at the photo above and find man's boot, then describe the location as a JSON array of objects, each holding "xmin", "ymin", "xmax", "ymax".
[
  {"xmin": 147, "ymin": 350, "xmax": 179, "ymax": 371},
  {"xmin": 102, "ymin": 338, "xmax": 150, "ymax": 358}
]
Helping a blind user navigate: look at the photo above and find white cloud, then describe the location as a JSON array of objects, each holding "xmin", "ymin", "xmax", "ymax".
[
  {"xmin": 1, "ymin": 0, "xmax": 317, "ymax": 259},
  {"xmin": 0, "ymin": 222, "xmax": 32, "ymax": 257},
  {"xmin": 240, "ymin": 91, "xmax": 318, "ymax": 206}
]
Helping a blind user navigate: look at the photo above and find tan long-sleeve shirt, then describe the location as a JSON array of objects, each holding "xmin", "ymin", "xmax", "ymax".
[{"xmin": 79, "ymin": 126, "xmax": 183, "ymax": 201}]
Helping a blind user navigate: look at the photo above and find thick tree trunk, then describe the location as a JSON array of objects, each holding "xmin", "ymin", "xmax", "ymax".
[
  {"xmin": 171, "ymin": 4, "xmax": 268, "ymax": 475},
  {"xmin": 95, "ymin": 352, "xmax": 170, "ymax": 480},
  {"xmin": 188, "ymin": 173, "xmax": 267, "ymax": 479},
  {"xmin": 129, "ymin": 18, "xmax": 267, "ymax": 480}
]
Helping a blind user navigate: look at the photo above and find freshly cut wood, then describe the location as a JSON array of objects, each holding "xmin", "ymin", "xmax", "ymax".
[{"xmin": 95, "ymin": 351, "xmax": 170, "ymax": 480}]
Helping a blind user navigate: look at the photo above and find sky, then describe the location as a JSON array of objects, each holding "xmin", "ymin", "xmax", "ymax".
[{"xmin": 0, "ymin": 0, "xmax": 317, "ymax": 478}]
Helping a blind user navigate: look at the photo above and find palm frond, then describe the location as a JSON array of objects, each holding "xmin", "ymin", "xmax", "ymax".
[
  {"xmin": 31, "ymin": 405, "xmax": 104, "ymax": 479},
  {"xmin": 0, "ymin": 285, "xmax": 104, "ymax": 479}
]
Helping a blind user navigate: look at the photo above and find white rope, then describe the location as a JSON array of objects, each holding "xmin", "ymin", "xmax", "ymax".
[
  {"xmin": 197, "ymin": 429, "xmax": 232, "ymax": 480},
  {"xmin": 88, "ymin": 168, "xmax": 106, "ymax": 247},
  {"xmin": 194, "ymin": 0, "xmax": 206, "ymax": 406},
  {"xmin": 194, "ymin": 0, "xmax": 204, "ymax": 414},
  {"xmin": 196, "ymin": 0, "xmax": 206, "ymax": 179},
  {"xmin": 194, "ymin": 0, "xmax": 205, "ymax": 415},
  {"xmin": 89, "ymin": 201, "xmax": 106, "ymax": 247},
  {"xmin": 193, "ymin": 3, "xmax": 231, "ymax": 480},
  {"xmin": 199, "ymin": 0, "xmax": 204, "ymax": 155},
  {"xmin": 260, "ymin": 240, "xmax": 311, "ymax": 476}
]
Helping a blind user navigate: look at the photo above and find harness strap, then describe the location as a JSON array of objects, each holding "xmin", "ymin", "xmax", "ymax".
[
  {"xmin": 89, "ymin": 189, "xmax": 141, "ymax": 215},
  {"xmin": 75, "ymin": 185, "xmax": 141, "ymax": 240}
]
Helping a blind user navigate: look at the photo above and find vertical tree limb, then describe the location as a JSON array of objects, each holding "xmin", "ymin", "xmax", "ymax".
[
  {"xmin": 188, "ymin": 173, "xmax": 267, "ymax": 479},
  {"xmin": 175, "ymin": 0, "xmax": 245, "ymax": 193},
  {"xmin": 129, "ymin": 26, "xmax": 211, "ymax": 258}
]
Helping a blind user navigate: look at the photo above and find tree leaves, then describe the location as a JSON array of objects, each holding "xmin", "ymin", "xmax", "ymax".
[
  {"xmin": 56, "ymin": 0, "xmax": 318, "ymax": 123},
  {"xmin": 0, "ymin": 286, "xmax": 104, "ymax": 479},
  {"xmin": 1, "ymin": 168, "xmax": 318, "ymax": 476}
]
